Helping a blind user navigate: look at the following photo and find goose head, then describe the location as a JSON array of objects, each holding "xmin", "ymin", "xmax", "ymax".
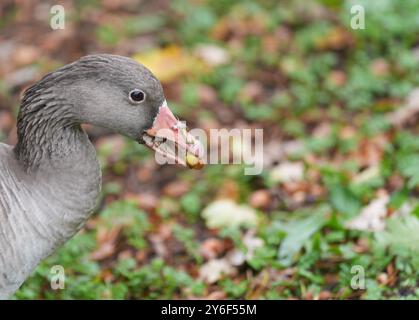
[{"xmin": 20, "ymin": 54, "xmax": 204, "ymax": 169}]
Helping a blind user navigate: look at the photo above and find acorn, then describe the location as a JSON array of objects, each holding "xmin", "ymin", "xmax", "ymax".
[{"xmin": 186, "ymin": 153, "xmax": 204, "ymax": 170}]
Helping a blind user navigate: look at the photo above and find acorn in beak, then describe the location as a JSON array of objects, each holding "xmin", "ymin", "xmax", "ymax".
[{"xmin": 142, "ymin": 101, "xmax": 205, "ymax": 169}]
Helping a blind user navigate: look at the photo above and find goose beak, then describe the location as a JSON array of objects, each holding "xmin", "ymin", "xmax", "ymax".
[{"xmin": 142, "ymin": 101, "xmax": 205, "ymax": 169}]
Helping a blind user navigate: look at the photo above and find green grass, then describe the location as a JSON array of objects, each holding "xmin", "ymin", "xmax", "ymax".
[{"xmin": 8, "ymin": 0, "xmax": 419, "ymax": 299}]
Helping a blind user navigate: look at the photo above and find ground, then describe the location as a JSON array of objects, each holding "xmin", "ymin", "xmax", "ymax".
[{"xmin": 0, "ymin": 0, "xmax": 418, "ymax": 300}]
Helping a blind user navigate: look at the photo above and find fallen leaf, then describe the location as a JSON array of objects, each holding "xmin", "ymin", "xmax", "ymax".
[
  {"xmin": 375, "ymin": 215, "xmax": 419, "ymax": 264},
  {"xmin": 118, "ymin": 250, "xmax": 133, "ymax": 260},
  {"xmin": 133, "ymin": 46, "xmax": 207, "ymax": 83},
  {"xmin": 227, "ymin": 230, "xmax": 264, "ymax": 266},
  {"xmin": 200, "ymin": 238, "xmax": 225, "ymax": 260},
  {"xmin": 269, "ymin": 161, "xmax": 304, "ymax": 184},
  {"xmin": 239, "ymin": 81, "xmax": 264, "ymax": 103},
  {"xmin": 197, "ymin": 84, "xmax": 218, "ymax": 105},
  {"xmin": 352, "ymin": 166, "xmax": 380, "ymax": 185},
  {"xmin": 353, "ymin": 135, "xmax": 387, "ymax": 167},
  {"xmin": 318, "ymin": 291, "xmax": 333, "ymax": 300},
  {"xmin": 327, "ymin": 70, "xmax": 346, "ymax": 87},
  {"xmin": 249, "ymin": 189, "xmax": 271, "ymax": 209},
  {"xmin": 315, "ymin": 26, "xmax": 354, "ymax": 51},
  {"xmin": 202, "ymin": 199, "xmax": 258, "ymax": 229},
  {"xmin": 345, "ymin": 192, "xmax": 389, "ymax": 232},
  {"xmin": 377, "ymin": 272, "xmax": 389, "ymax": 285},
  {"xmin": 217, "ymin": 180, "xmax": 240, "ymax": 201},
  {"xmin": 277, "ymin": 206, "xmax": 329, "ymax": 266},
  {"xmin": 0, "ymin": 111, "xmax": 14, "ymax": 132},
  {"xmin": 91, "ymin": 226, "xmax": 121, "ymax": 261},
  {"xmin": 388, "ymin": 88, "xmax": 419, "ymax": 126},
  {"xmin": 163, "ymin": 180, "xmax": 191, "ymax": 198},
  {"xmin": 194, "ymin": 44, "xmax": 229, "ymax": 66},
  {"xmin": 370, "ymin": 58, "xmax": 390, "ymax": 77},
  {"xmin": 126, "ymin": 192, "xmax": 158, "ymax": 212},
  {"xmin": 199, "ymin": 258, "xmax": 236, "ymax": 284}
]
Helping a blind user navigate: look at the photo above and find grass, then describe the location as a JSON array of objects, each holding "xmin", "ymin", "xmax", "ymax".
[{"xmin": 2, "ymin": 0, "xmax": 419, "ymax": 299}]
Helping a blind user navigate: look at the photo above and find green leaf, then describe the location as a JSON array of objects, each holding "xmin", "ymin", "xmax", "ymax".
[
  {"xmin": 277, "ymin": 205, "xmax": 330, "ymax": 266},
  {"xmin": 375, "ymin": 215, "xmax": 419, "ymax": 269},
  {"xmin": 330, "ymin": 185, "xmax": 361, "ymax": 217},
  {"xmin": 396, "ymin": 154, "xmax": 419, "ymax": 188}
]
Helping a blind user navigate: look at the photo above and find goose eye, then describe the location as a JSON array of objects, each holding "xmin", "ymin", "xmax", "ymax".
[{"xmin": 129, "ymin": 89, "xmax": 146, "ymax": 103}]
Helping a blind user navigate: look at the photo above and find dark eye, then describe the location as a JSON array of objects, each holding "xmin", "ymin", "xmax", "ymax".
[{"xmin": 129, "ymin": 89, "xmax": 146, "ymax": 103}]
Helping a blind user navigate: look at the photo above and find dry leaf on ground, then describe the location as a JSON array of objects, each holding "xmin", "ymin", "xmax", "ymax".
[
  {"xmin": 199, "ymin": 258, "xmax": 236, "ymax": 284},
  {"xmin": 346, "ymin": 192, "xmax": 389, "ymax": 232},
  {"xmin": 388, "ymin": 88, "xmax": 419, "ymax": 126},
  {"xmin": 133, "ymin": 46, "xmax": 207, "ymax": 83},
  {"xmin": 269, "ymin": 161, "xmax": 304, "ymax": 184},
  {"xmin": 202, "ymin": 199, "xmax": 258, "ymax": 229}
]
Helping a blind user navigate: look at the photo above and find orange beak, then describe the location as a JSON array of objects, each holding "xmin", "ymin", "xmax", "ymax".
[{"xmin": 142, "ymin": 101, "xmax": 204, "ymax": 169}]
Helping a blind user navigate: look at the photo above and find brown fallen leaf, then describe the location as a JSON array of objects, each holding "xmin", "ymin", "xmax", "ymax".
[
  {"xmin": 197, "ymin": 84, "xmax": 218, "ymax": 106},
  {"xmin": 0, "ymin": 111, "xmax": 15, "ymax": 132},
  {"xmin": 91, "ymin": 226, "xmax": 121, "ymax": 261},
  {"xmin": 239, "ymin": 81, "xmax": 264, "ymax": 103},
  {"xmin": 98, "ymin": 269, "xmax": 115, "ymax": 283},
  {"xmin": 163, "ymin": 180, "xmax": 191, "ymax": 198},
  {"xmin": 199, "ymin": 238, "xmax": 225, "ymax": 260},
  {"xmin": 327, "ymin": 70, "xmax": 347, "ymax": 87},
  {"xmin": 315, "ymin": 26, "xmax": 355, "ymax": 51},
  {"xmin": 135, "ymin": 249, "xmax": 147, "ymax": 263},
  {"xmin": 318, "ymin": 291, "xmax": 333, "ymax": 300},
  {"xmin": 217, "ymin": 180, "xmax": 240, "ymax": 201},
  {"xmin": 370, "ymin": 58, "xmax": 390, "ymax": 77},
  {"xmin": 126, "ymin": 192, "xmax": 158, "ymax": 212},
  {"xmin": 386, "ymin": 262, "xmax": 398, "ymax": 287},
  {"xmin": 353, "ymin": 135, "xmax": 387, "ymax": 167},
  {"xmin": 249, "ymin": 189, "xmax": 271, "ymax": 209},
  {"xmin": 118, "ymin": 250, "xmax": 133, "ymax": 260}
]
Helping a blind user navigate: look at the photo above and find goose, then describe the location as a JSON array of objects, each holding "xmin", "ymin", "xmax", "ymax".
[{"xmin": 0, "ymin": 54, "xmax": 204, "ymax": 299}]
